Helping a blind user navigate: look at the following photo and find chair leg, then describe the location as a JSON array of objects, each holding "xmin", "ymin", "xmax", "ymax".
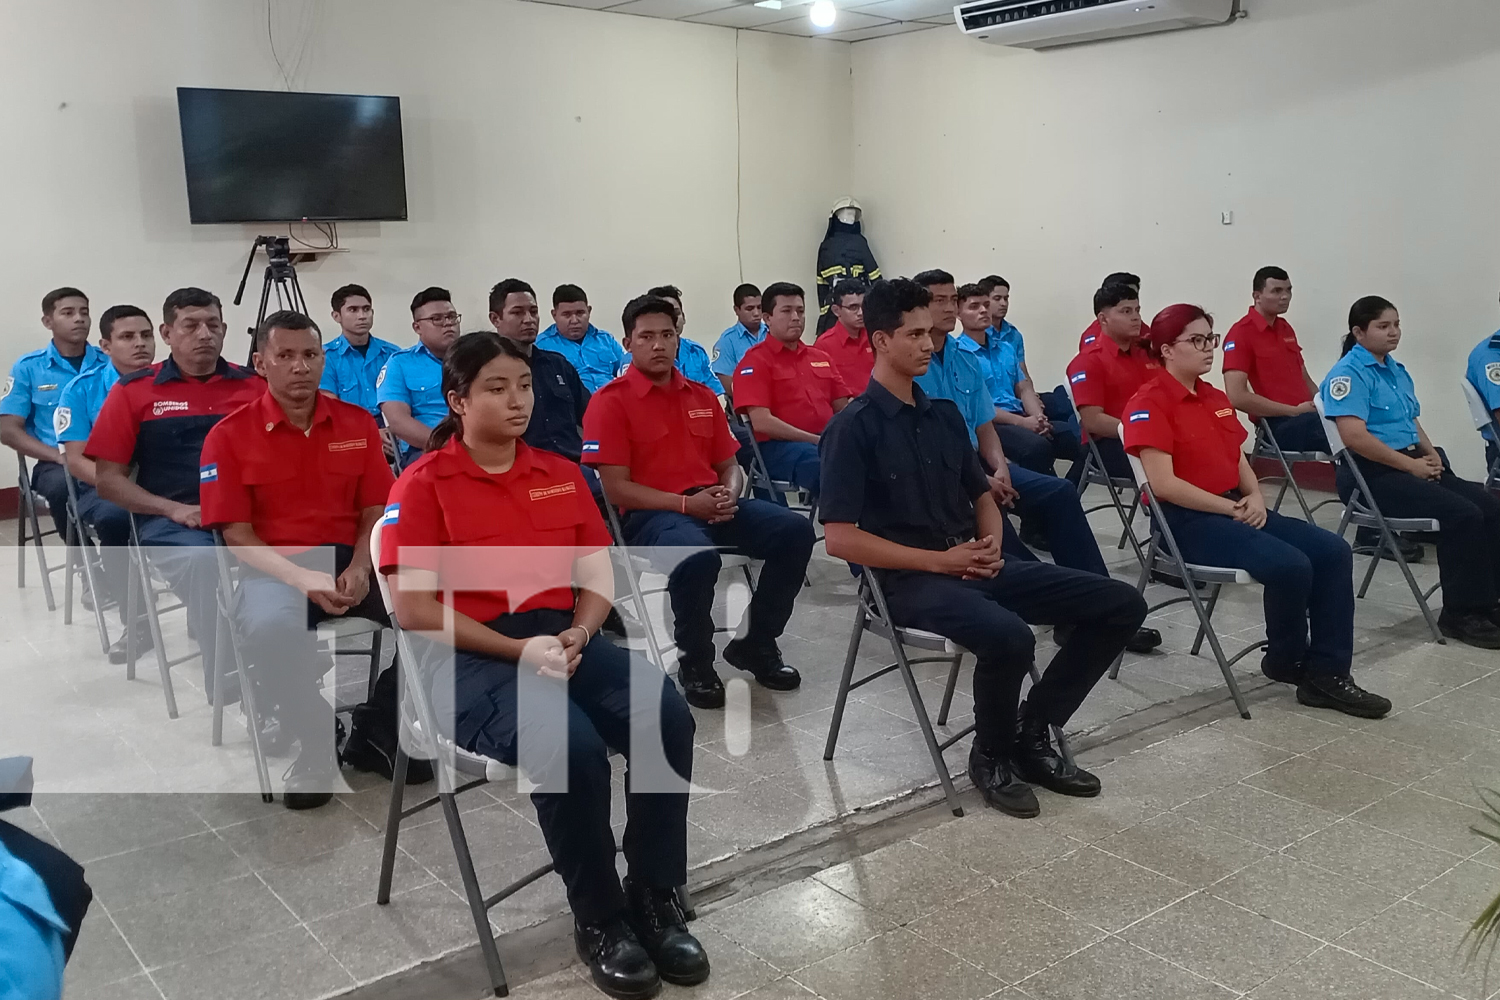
[
  {"xmin": 1115, "ymin": 495, "xmax": 1141, "ymax": 552},
  {"xmin": 896, "ymin": 651, "xmax": 965, "ymax": 817},
  {"xmin": 16, "ymin": 486, "xmax": 26, "ymax": 590},
  {"xmin": 936, "ymin": 654, "xmax": 962, "ymax": 727},
  {"xmin": 1180, "ymin": 578, "xmax": 1251, "ymax": 719},
  {"xmin": 137, "ymin": 548, "xmax": 178, "ymax": 719},
  {"xmin": 1191, "ymin": 584, "xmax": 1222, "ymax": 657},
  {"xmin": 376, "ymin": 746, "xmax": 411, "ymax": 904},
  {"xmin": 29, "ymin": 496, "xmax": 56, "ymax": 612},
  {"xmin": 79, "ymin": 529, "xmax": 112, "ymax": 655},
  {"xmin": 440, "ymin": 791, "xmax": 510, "ymax": 997},
  {"xmin": 1380, "ymin": 525, "xmax": 1445, "ymax": 644},
  {"xmin": 822, "ymin": 604, "xmax": 867, "ymax": 761},
  {"xmin": 125, "ymin": 548, "xmax": 139, "ymax": 680},
  {"xmin": 1027, "ymin": 663, "xmax": 1075, "ymax": 766},
  {"xmin": 675, "ymin": 884, "xmax": 697, "ymax": 922},
  {"xmin": 1356, "ymin": 545, "xmax": 1381, "ymax": 599},
  {"xmin": 225, "ymin": 613, "xmax": 274, "ymax": 803},
  {"xmin": 1111, "ymin": 534, "xmax": 1158, "ymax": 681},
  {"xmin": 63, "ymin": 522, "xmax": 76, "ymax": 626},
  {"xmin": 366, "ymin": 630, "xmax": 384, "ymax": 704}
]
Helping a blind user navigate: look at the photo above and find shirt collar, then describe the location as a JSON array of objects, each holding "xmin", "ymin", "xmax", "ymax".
[
  {"xmin": 767, "ymin": 336, "xmax": 805, "ymax": 356},
  {"xmin": 955, "ymin": 331, "xmax": 984, "ymax": 352},
  {"xmin": 430, "ymin": 436, "xmax": 544, "ymax": 480},
  {"xmin": 624, "ymin": 362, "xmax": 688, "ymax": 398},
  {"xmin": 1245, "ymin": 307, "xmax": 1288, "ymax": 334},
  {"xmin": 45, "ymin": 341, "xmax": 96, "ymax": 370},
  {"xmin": 1346, "ymin": 343, "xmax": 1388, "ymax": 368},
  {"xmin": 830, "ymin": 321, "xmax": 865, "ymax": 342},
  {"xmin": 866, "ymin": 376, "xmax": 930, "ymax": 418},
  {"xmin": 253, "ymin": 390, "xmax": 334, "ymax": 432},
  {"xmin": 1156, "ymin": 373, "xmax": 1208, "ymax": 402},
  {"xmin": 154, "ymin": 355, "xmax": 248, "ymax": 384},
  {"xmin": 1488, "ymin": 329, "xmax": 1500, "ymax": 348}
]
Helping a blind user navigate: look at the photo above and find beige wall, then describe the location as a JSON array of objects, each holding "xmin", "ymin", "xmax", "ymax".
[
  {"xmin": 852, "ymin": 0, "xmax": 1500, "ymax": 474},
  {"xmin": 0, "ymin": 0, "xmax": 851, "ymax": 363}
]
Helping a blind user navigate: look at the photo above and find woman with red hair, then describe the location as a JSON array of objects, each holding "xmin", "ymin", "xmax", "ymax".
[{"xmin": 1121, "ymin": 304, "xmax": 1390, "ymax": 720}]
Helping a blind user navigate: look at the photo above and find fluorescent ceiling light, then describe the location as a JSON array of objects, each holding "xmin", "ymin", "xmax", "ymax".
[{"xmin": 809, "ymin": 0, "xmax": 836, "ymax": 26}]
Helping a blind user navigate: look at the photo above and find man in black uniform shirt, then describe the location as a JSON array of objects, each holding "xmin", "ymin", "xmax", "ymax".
[
  {"xmin": 488, "ymin": 277, "xmax": 590, "ymax": 463},
  {"xmin": 819, "ymin": 278, "xmax": 1148, "ymax": 818}
]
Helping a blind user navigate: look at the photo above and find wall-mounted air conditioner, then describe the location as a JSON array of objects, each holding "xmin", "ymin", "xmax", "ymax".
[{"xmin": 954, "ymin": 0, "xmax": 1239, "ymax": 49}]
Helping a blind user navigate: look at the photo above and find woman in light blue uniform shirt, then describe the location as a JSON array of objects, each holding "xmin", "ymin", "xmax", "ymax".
[{"xmin": 1320, "ymin": 296, "xmax": 1500, "ymax": 649}]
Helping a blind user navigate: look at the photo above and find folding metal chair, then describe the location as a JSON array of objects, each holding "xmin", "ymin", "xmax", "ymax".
[
  {"xmin": 368, "ymin": 524, "xmax": 694, "ymax": 998},
  {"xmin": 124, "ymin": 513, "xmax": 197, "ymax": 719},
  {"xmin": 1061, "ymin": 378, "xmax": 1146, "ymax": 565},
  {"xmin": 61, "ymin": 467, "xmax": 112, "ymax": 654},
  {"xmin": 1108, "ymin": 454, "xmax": 1262, "ymax": 719},
  {"xmin": 823, "ymin": 569, "xmax": 1074, "ymax": 817},
  {"xmin": 1250, "ymin": 417, "xmax": 1339, "ymax": 524},
  {"xmin": 15, "ymin": 454, "xmax": 63, "ymax": 611},
  {"xmin": 1460, "ymin": 378, "xmax": 1500, "ymax": 492},
  {"xmin": 1316, "ymin": 396, "xmax": 1444, "ymax": 643},
  {"xmin": 735, "ymin": 409, "xmax": 821, "ymax": 528}
]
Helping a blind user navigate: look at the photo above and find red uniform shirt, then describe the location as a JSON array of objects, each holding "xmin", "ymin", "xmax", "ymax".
[
  {"xmin": 733, "ymin": 338, "xmax": 851, "ymax": 442},
  {"xmin": 581, "ymin": 365, "xmax": 738, "ymax": 494},
  {"xmin": 1080, "ymin": 318, "xmax": 1152, "ymax": 352},
  {"xmin": 1123, "ymin": 374, "xmax": 1248, "ymax": 496},
  {"xmin": 1065, "ymin": 335, "xmax": 1161, "ymax": 420},
  {"xmin": 1222, "ymin": 308, "xmax": 1311, "ymax": 406},
  {"xmin": 85, "ymin": 357, "xmax": 265, "ymax": 505},
  {"xmin": 378, "ymin": 438, "xmax": 610, "ymax": 622},
  {"xmin": 813, "ymin": 322, "xmax": 875, "ymax": 395},
  {"xmin": 200, "ymin": 392, "xmax": 394, "ymax": 551}
]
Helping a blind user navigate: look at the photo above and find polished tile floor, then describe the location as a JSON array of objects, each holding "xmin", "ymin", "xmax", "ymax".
[{"xmin": 2, "ymin": 487, "xmax": 1499, "ymax": 999}]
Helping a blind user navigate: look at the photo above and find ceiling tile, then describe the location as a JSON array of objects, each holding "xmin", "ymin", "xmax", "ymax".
[
  {"xmin": 755, "ymin": 10, "xmax": 891, "ymax": 35},
  {"xmin": 847, "ymin": 0, "xmax": 954, "ymax": 20},
  {"xmin": 683, "ymin": 3, "xmax": 802, "ymax": 27},
  {"xmin": 529, "ymin": 0, "xmax": 623, "ymax": 9},
  {"xmin": 828, "ymin": 21, "xmax": 935, "ymax": 40},
  {"xmin": 919, "ymin": 13, "xmax": 954, "ymax": 23},
  {"xmin": 604, "ymin": 0, "xmax": 738, "ymax": 17}
]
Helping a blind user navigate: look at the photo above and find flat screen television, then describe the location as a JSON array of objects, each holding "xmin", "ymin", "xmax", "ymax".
[{"xmin": 176, "ymin": 87, "xmax": 408, "ymax": 224}]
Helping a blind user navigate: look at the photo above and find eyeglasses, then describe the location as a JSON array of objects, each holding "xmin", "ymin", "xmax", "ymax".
[
  {"xmin": 1172, "ymin": 333, "xmax": 1221, "ymax": 352},
  {"xmin": 419, "ymin": 312, "xmax": 461, "ymax": 327}
]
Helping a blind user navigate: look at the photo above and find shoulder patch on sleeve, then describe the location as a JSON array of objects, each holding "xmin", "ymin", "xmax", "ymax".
[
  {"xmin": 1082, "ymin": 335, "xmax": 1096, "ymax": 346},
  {"xmin": 1128, "ymin": 410, "xmax": 1151, "ymax": 423},
  {"xmin": 199, "ymin": 463, "xmax": 218, "ymax": 483},
  {"xmin": 1069, "ymin": 371, "xmax": 1087, "ymax": 383},
  {"xmin": 1, "ymin": 377, "xmax": 12, "ymax": 399},
  {"xmin": 1485, "ymin": 362, "xmax": 1500, "ymax": 385},
  {"xmin": 738, "ymin": 367, "xmax": 754, "ymax": 376},
  {"xmin": 53, "ymin": 406, "xmax": 71, "ymax": 436},
  {"xmin": 1223, "ymin": 340, "xmax": 1237, "ymax": 352},
  {"xmin": 1329, "ymin": 376, "xmax": 1352, "ymax": 401},
  {"xmin": 376, "ymin": 365, "xmax": 388, "ymax": 388},
  {"xmin": 380, "ymin": 503, "xmax": 400, "ymax": 526}
]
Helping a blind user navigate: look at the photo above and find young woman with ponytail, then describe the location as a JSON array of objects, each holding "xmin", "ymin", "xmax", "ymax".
[{"xmin": 378, "ymin": 331, "xmax": 708, "ymax": 999}]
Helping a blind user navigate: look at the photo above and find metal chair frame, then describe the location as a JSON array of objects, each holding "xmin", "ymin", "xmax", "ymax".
[
  {"xmin": 1060, "ymin": 378, "xmax": 1147, "ymax": 565},
  {"xmin": 1250, "ymin": 417, "xmax": 1340, "ymax": 524},
  {"xmin": 124, "ymin": 513, "xmax": 195, "ymax": 719},
  {"xmin": 15, "ymin": 454, "xmax": 64, "ymax": 611},
  {"xmin": 1316, "ymin": 397, "xmax": 1444, "ymax": 643},
  {"xmin": 61, "ymin": 466, "xmax": 112, "ymax": 654},
  {"xmin": 1110, "ymin": 454, "xmax": 1263, "ymax": 719},
  {"xmin": 824, "ymin": 570, "xmax": 1074, "ymax": 817}
]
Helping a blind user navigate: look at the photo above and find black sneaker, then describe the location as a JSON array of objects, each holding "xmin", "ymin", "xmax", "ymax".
[
  {"xmin": 1296, "ymin": 675, "xmax": 1393, "ymax": 720},
  {"xmin": 282, "ymin": 747, "xmax": 336, "ymax": 810},
  {"xmin": 1352, "ymin": 528, "xmax": 1423, "ymax": 563},
  {"xmin": 624, "ymin": 878, "xmax": 710, "ymax": 987},
  {"xmin": 676, "ymin": 660, "xmax": 726, "ymax": 709},
  {"xmin": 1438, "ymin": 610, "xmax": 1500, "ymax": 650},
  {"xmin": 1260, "ymin": 653, "xmax": 1304, "ymax": 685},
  {"xmin": 575, "ymin": 917, "xmax": 660, "ymax": 1000},
  {"xmin": 723, "ymin": 638, "xmax": 801, "ymax": 691},
  {"xmin": 1013, "ymin": 711, "xmax": 1101, "ymax": 798},
  {"xmin": 967, "ymin": 744, "xmax": 1040, "ymax": 818}
]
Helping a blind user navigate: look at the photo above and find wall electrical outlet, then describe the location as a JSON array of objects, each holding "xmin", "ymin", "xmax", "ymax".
[{"xmin": 1221, "ymin": 211, "xmax": 1235, "ymax": 225}]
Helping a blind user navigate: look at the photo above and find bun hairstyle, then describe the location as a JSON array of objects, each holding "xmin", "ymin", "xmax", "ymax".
[
  {"xmin": 427, "ymin": 331, "xmax": 532, "ymax": 451},
  {"xmin": 1146, "ymin": 303, "xmax": 1212, "ymax": 356},
  {"xmin": 1342, "ymin": 295, "xmax": 1397, "ymax": 356}
]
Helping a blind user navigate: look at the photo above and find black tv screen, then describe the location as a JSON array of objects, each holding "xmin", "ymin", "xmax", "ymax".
[{"xmin": 177, "ymin": 87, "xmax": 408, "ymax": 224}]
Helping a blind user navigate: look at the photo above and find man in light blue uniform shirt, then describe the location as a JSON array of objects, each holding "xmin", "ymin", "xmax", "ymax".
[
  {"xmin": 320, "ymin": 283, "xmax": 399, "ymax": 417},
  {"xmin": 378, "ymin": 286, "xmax": 459, "ymax": 465},
  {"xmin": 56, "ymin": 304, "xmax": 158, "ymax": 660},
  {"xmin": 638, "ymin": 285, "xmax": 721, "ymax": 390},
  {"xmin": 1464, "ymin": 312, "xmax": 1500, "ymax": 472},
  {"xmin": 0, "ymin": 287, "xmax": 105, "ymax": 539},
  {"xmin": 711, "ymin": 282, "xmax": 767, "ymax": 397},
  {"xmin": 535, "ymin": 284, "xmax": 623, "ymax": 394}
]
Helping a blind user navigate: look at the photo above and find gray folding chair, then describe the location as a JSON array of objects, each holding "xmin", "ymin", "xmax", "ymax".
[
  {"xmin": 368, "ymin": 523, "xmax": 694, "ymax": 998},
  {"xmin": 1250, "ymin": 417, "xmax": 1340, "ymax": 524},
  {"xmin": 824, "ymin": 569, "xmax": 1074, "ymax": 817},
  {"xmin": 124, "ymin": 513, "xmax": 195, "ymax": 719},
  {"xmin": 1061, "ymin": 378, "xmax": 1146, "ymax": 565},
  {"xmin": 15, "ymin": 454, "xmax": 63, "ymax": 611},
  {"xmin": 1109, "ymin": 454, "xmax": 1262, "ymax": 719},
  {"xmin": 61, "ymin": 467, "xmax": 112, "ymax": 654},
  {"xmin": 734, "ymin": 407, "xmax": 821, "ymax": 532},
  {"xmin": 1316, "ymin": 396, "xmax": 1444, "ymax": 643},
  {"xmin": 1460, "ymin": 378, "xmax": 1500, "ymax": 492}
]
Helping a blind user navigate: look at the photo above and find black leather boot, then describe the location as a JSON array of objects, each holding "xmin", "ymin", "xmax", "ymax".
[
  {"xmin": 676, "ymin": 660, "xmax": 726, "ymax": 709},
  {"xmin": 1013, "ymin": 707, "xmax": 1100, "ymax": 798},
  {"xmin": 967, "ymin": 743, "xmax": 1039, "ymax": 818},
  {"xmin": 575, "ymin": 917, "xmax": 660, "ymax": 1000},
  {"xmin": 624, "ymin": 879, "xmax": 710, "ymax": 986},
  {"xmin": 723, "ymin": 638, "xmax": 801, "ymax": 691}
]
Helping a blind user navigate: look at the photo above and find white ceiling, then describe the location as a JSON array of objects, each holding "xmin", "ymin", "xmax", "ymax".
[{"xmin": 526, "ymin": 0, "xmax": 952, "ymax": 40}]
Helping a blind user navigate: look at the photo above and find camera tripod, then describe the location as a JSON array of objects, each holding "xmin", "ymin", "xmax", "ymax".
[{"xmin": 233, "ymin": 235, "xmax": 309, "ymax": 365}]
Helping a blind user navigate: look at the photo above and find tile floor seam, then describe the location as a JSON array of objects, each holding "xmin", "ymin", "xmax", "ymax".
[
  {"xmin": 90, "ymin": 898, "xmax": 161, "ymax": 997},
  {"xmin": 1341, "ymin": 814, "xmax": 1479, "ymax": 864},
  {"xmin": 1317, "ymin": 939, "xmax": 1478, "ymax": 998}
]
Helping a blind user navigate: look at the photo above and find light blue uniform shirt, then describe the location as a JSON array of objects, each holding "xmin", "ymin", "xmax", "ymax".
[
  {"xmin": 1320, "ymin": 343, "xmax": 1421, "ymax": 451},
  {"xmin": 55, "ymin": 359, "xmax": 124, "ymax": 445},
  {"xmin": 376, "ymin": 343, "xmax": 447, "ymax": 455},
  {"xmin": 535, "ymin": 324, "xmax": 623, "ymax": 395},
  {"xmin": 711, "ymin": 321, "xmax": 767, "ymax": 379},
  {"xmin": 0, "ymin": 342, "xmax": 105, "ymax": 449},
  {"xmin": 956, "ymin": 322, "xmax": 1027, "ymax": 414},
  {"xmin": 0, "ymin": 836, "xmax": 67, "ymax": 1000},
  {"xmin": 320, "ymin": 334, "xmax": 400, "ymax": 417},
  {"xmin": 914, "ymin": 335, "xmax": 991, "ymax": 448},
  {"xmin": 614, "ymin": 338, "xmax": 719, "ymax": 390},
  {"xmin": 1465, "ymin": 330, "xmax": 1500, "ymax": 441}
]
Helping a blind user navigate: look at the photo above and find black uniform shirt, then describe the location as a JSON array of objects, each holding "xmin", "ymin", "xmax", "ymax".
[
  {"xmin": 818, "ymin": 379, "xmax": 988, "ymax": 551},
  {"xmin": 520, "ymin": 345, "xmax": 589, "ymax": 463}
]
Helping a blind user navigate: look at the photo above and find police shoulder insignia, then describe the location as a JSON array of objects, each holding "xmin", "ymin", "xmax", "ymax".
[
  {"xmin": 1, "ymin": 377, "xmax": 12, "ymax": 399},
  {"xmin": 53, "ymin": 407, "xmax": 71, "ymax": 435},
  {"xmin": 376, "ymin": 365, "xmax": 388, "ymax": 388},
  {"xmin": 1328, "ymin": 376, "xmax": 1352, "ymax": 401},
  {"xmin": 1486, "ymin": 362, "xmax": 1500, "ymax": 386}
]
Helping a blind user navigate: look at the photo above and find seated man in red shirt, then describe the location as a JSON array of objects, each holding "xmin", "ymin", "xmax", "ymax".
[
  {"xmin": 734, "ymin": 282, "xmax": 852, "ymax": 499},
  {"xmin": 200, "ymin": 311, "xmax": 396, "ymax": 810},
  {"xmin": 585, "ymin": 295, "xmax": 814, "ymax": 709},
  {"xmin": 1065, "ymin": 282, "xmax": 1159, "ymax": 486},
  {"xmin": 813, "ymin": 278, "xmax": 873, "ymax": 395},
  {"xmin": 1222, "ymin": 266, "xmax": 1326, "ymax": 452}
]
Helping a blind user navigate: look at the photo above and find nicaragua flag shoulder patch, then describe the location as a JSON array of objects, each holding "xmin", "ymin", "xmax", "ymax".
[
  {"xmin": 1328, "ymin": 376, "xmax": 1353, "ymax": 401},
  {"xmin": 1082, "ymin": 336, "xmax": 1096, "ymax": 346},
  {"xmin": 1069, "ymin": 371, "xmax": 1088, "ymax": 384},
  {"xmin": 379, "ymin": 503, "xmax": 400, "ymax": 526},
  {"xmin": 581, "ymin": 441, "xmax": 601, "ymax": 454},
  {"xmin": 199, "ymin": 463, "xmax": 218, "ymax": 483},
  {"xmin": 1128, "ymin": 411, "xmax": 1151, "ymax": 423},
  {"xmin": 1223, "ymin": 340, "xmax": 1237, "ymax": 352},
  {"xmin": 738, "ymin": 367, "xmax": 754, "ymax": 376}
]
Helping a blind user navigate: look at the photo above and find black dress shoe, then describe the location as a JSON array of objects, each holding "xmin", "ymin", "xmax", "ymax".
[
  {"xmin": 967, "ymin": 744, "xmax": 1040, "ymax": 818},
  {"xmin": 1125, "ymin": 627, "xmax": 1161, "ymax": 654},
  {"xmin": 575, "ymin": 917, "xmax": 660, "ymax": 1000},
  {"xmin": 1438, "ymin": 611, "xmax": 1500, "ymax": 650},
  {"xmin": 107, "ymin": 623, "xmax": 154, "ymax": 665},
  {"xmin": 1352, "ymin": 527, "xmax": 1423, "ymax": 563},
  {"xmin": 1296, "ymin": 675, "xmax": 1392, "ymax": 720},
  {"xmin": 282, "ymin": 747, "xmax": 336, "ymax": 810},
  {"xmin": 1259, "ymin": 653, "xmax": 1304, "ymax": 685},
  {"xmin": 677, "ymin": 660, "xmax": 726, "ymax": 709},
  {"xmin": 723, "ymin": 638, "xmax": 801, "ymax": 691},
  {"xmin": 624, "ymin": 879, "xmax": 710, "ymax": 987},
  {"xmin": 1012, "ymin": 711, "xmax": 1101, "ymax": 798}
]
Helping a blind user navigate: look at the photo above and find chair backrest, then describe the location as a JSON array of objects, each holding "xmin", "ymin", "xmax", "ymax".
[
  {"xmin": 1461, "ymin": 378, "xmax": 1496, "ymax": 434},
  {"xmin": 1312, "ymin": 394, "xmax": 1350, "ymax": 457},
  {"xmin": 1125, "ymin": 453, "xmax": 1151, "ymax": 500}
]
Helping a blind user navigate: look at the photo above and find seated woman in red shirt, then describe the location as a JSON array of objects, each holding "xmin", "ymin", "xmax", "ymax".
[
  {"xmin": 1122, "ymin": 305, "xmax": 1389, "ymax": 721},
  {"xmin": 379, "ymin": 332, "xmax": 707, "ymax": 1000}
]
